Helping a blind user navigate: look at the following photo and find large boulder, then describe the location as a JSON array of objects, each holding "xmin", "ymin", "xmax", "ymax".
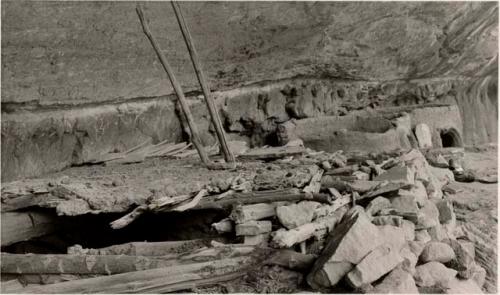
[
  {"xmin": 373, "ymin": 267, "xmax": 419, "ymax": 294},
  {"xmin": 346, "ymin": 244, "xmax": 404, "ymax": 288},
  {"xmin": 420, "ymin": 242, "xmax": 456, "ymax": 263},
  {"xmin": 415, "ymin": 123, "xmax": 433, "ymax": 149},
  {"xmin": 414, "ymin": 261, "xmax": 458, "ymax": 287},
  {"xmin": 276, "ymin": 201, "xmax": 319, "ymax": 229},
  {"xmin": 307, "ymin": 206, "xmax": 383, "ymax": 289}
]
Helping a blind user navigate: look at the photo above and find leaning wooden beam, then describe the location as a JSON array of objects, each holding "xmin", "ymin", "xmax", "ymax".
[
  {"xmin": 171, "ymin": 1, "xmax": 235, "ymax": 164},
  {"xmin": 67, "ymin": 238, "xmax": 224, "ymax": 256},
  {"xmin": 194, "ymin": 189, "xmax": 332, "ymax": 211},
  {"xmin": 136, "ymin": 5, "xmax": 211, "ymax": 167},
  {"xmin": 1, "ymin": 211, "xmax": 58, "ymax": 246},
  {"xmin": 1, "ymin": 245, "xmax": 259, "ymax": 275},
  {"xmin": 13, "ymin": 256, "xmax": 257, "ymax": 294}
]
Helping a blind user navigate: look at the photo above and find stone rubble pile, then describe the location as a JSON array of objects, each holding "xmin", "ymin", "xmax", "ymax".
[{"xmin": 212, "ymin": 148, "xmax": 485, "ymax": 293}]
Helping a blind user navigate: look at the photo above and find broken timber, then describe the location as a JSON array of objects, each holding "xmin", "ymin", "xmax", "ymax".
[{"xmin": 1, "ymin": 211, "xmax": 58, "ymax": 246}]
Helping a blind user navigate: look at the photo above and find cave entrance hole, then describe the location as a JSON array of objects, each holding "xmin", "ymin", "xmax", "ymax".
[{"xmin": 440, "ymin": 128, "xmax": 462, "ymax": 147}]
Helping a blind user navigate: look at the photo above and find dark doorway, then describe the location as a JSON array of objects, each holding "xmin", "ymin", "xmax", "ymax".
[{"xmin": 440, "ymin": 129, "xmax": 462, "ymax": 147}]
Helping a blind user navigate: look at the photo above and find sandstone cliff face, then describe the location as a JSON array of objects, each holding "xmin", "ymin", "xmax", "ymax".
[{"xmin": 1, "ymin": 1, "xmax": 498, "ymax": 181}]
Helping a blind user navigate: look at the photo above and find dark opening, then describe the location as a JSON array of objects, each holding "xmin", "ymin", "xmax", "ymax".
[{"xmin": 440, "ymin": 129, "xmax": 462, "ymax": 147}]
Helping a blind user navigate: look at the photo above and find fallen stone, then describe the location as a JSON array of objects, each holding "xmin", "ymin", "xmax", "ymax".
[
  {"xmin": 420, "ymin": 242, "xmax": 456, "ymax": 263},
  {"xmin": 401, "ymin": 220, "xmax": 415, "ymax": 241},
  {"xmin": 390, "ymin": 195, "xmax": 419, "ymax": 215},
  {"xmin": 428, "ymin": 224, "xmax": 449, "ymax": 241},
  {"xmin": 244, "ymin": 233, "xmax": 270, "ymax": 246},
  {"xmin": 313, "ymin": 261, "xmax": 354, "ymax": 288},
  {"xmin": 429, "ymin": 166, "xmax": 455, "ymax": 187},
  {"xmin": 400, "ymin": 245, "xmax": 418, "ymax": 274},
  {"xmin": 374, "ymin": 165, "xmax": 415, "ymax": 184},
  {"xmin": 408, "ymin": 241, "xmax": 426, "ymax": 257},
  {"xmin": 346, "ymin": 244, "xmax": 403, "ymax": 288},
  {"xmin": 212, "ymin": 218, "xmax": 233, "ymax": 233},
  {"xmin": 445, "ymin": 239, "xmax": 475, "ymax": 275},
  {"xmin": 416, "ymin": 200, "xmax": 440, "ymax": 229},
  {"xmin": 276, "ymin": 201, "xmax": 319, "ymax": 229},
  {"xmin": 373, "ymin": 267, "xmax": 419, "ymax": 294},
  {"xmin": 365, "ymin": 196, "xmax": 392, "ymax": 216},
  {"xmin": 230, "ymin": 203, "xmax": 276, "ymax": 224},
  {"xmin": 415, "ymin": 229, "xmax": 432, "ymax": 243},
  {"xmin": 235, "ymin": 220, "xmax": 272, "ymax": 236},
  {"xmin": 414, "ymin": 261, "xmax": 457, "ymax": 287},
  {"xmin": 435, "ymin": 199, "xmax": 455, "ymax": 224},
  {"xmin": 372, "ymin": 215, "xmax": 403, "ymax": 227},
  {"xmin": 321, "ymin": 160, "xmax": 332, "ymax": 170},
  {"xmin": 377, "ymin": 208, "xmax": 419, "ymax": 223},
  {"xmin": 444, "ymin": 278, "xmax": 483, "ymax": 294},
  {"xmin": 353, "ymin": 170, "xmax": 370, "ymax": 180},
  {"xmin": 307, "ymin": 206, "xmax": 383, "ymax": 289},
  {"xmin": 397, "ymin": 180, "xmax": 428, "ymax": 206},
  {"xmin": 467, "ymin": 262, "xmax": 486, "ymax": 288},
  {"xmin": 377, "ymin": 225, "xmax": 406, "ymax": 251},
  {"xmin": 415, "ymin": 123, "xmax": 432, "ymax": 149}
]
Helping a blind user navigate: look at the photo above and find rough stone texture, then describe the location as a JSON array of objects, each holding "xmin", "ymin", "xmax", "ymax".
[
  {"xmin": 400, "ymin": 246, "xmax": 418, "ymax": 275},
  {"xmin": 420, "ymin": 242, "xmax": 456, "ymax": 263},
  {"xmin": 445, "ymin": 239, "xmax": 475, "ymax": 275},
  {"xmin": 374, "ymin": 165, "xmax": 415, "ymax": 184},
  {"xmin": 415, "ymin": 123, "xmax": 433, "ymax": 148},
  {"xmin": 414, "ymin": 261, "xmax": 458, "ymax": 287},
  {"xmin": 2, "ymin": 2, "xmax": 498, "ymax": 181},
  {"xmin": 390, "ymin": 195, "xmax": 419, "ymax": 215},
  {"xmin": 373, "ymin": 268, "xmax": 419, "ymax": 294},
  {"xmin": 445, "ymin": 278, "xmax": 483, "ymax": 294},
  {"xmin": 307, "ymin": 206, "xmax": 382, "ymax": 289},
  {"xmin": 397, "ymin": 180, "xmax": 428, "ymax": 206},
  {"xmin": 415, "ymin": 229, "xmax": 432, "ymax": 243},
  {"xmin": 377, "ymin": 225, "xmax": 406, "ymax": 252},
  {"xmin": 402, "ymin": 220, "xmax": 416, "ymax": 241},
  {"xmin": 416, "ymin": 199, "xmax": 440, "ymax": 229},
  {"xmin": 372, "ymin": 215, "xmax": 403, "ymax": 227},
  {"xmin": 365, "ymin": 196, "xmax": 392, "ymax": 216},
  {"xmin": 435, "ymin": 199, "xmax": 456, "ymax": 224},
  {"xmin": 429, "ymin": 166, "xmax": 455, "ymax": 187},
  {"xmin": 276, "ymin": 201, "xmax": 318, "ymax": 229},
  {"xmin": 346, "ymin": 244, "xmax": 404, "ymax": 288},
  {"xmin": 235, "ymin": 220, "xmax": 272, "ymax": 236}
]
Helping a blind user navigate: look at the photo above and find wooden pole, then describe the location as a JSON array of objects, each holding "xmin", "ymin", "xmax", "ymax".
[
  {"xmin": 171, "ymin": 1, "xmax": 235, "ymax": 163},
  {"xmin": 136, "ymin": 5, "xmax": 211, "ymax": 167}
]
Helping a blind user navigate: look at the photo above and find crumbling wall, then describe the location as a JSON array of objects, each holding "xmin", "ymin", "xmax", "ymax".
[{"xmin": 1, "ymin": 1, "xmax": 497, "ymax": 181}]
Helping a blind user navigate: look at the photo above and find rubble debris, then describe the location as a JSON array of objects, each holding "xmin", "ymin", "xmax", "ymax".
[{"xmin": 1, "ymin": 141, "xmax": 494, "ymax": 294}]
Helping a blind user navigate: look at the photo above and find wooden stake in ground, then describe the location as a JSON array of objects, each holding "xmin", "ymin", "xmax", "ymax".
[
  {"xmin": 136, "ymin": 5, "xmax": 210, "ymax": 167},
  {"xmin": 171, "ymin": 1, "xmax": 235, "ymax": 164}
]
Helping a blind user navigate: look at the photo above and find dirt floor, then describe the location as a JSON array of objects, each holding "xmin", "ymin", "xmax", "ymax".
[{"xmin": 447, "ymin": 145, "xmax": 498, "ymax": 293}]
